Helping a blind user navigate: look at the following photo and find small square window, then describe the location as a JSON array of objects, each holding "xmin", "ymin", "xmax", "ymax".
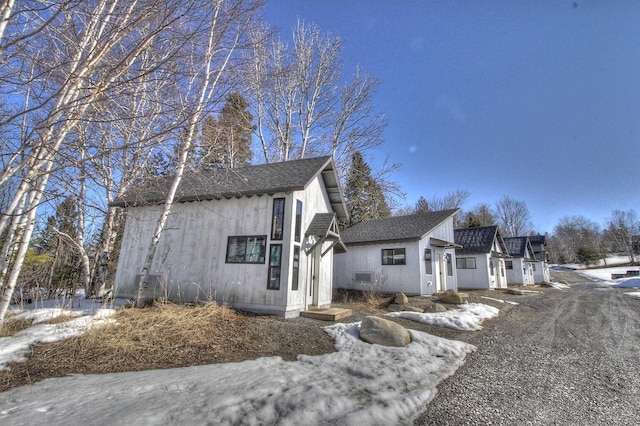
[
  {"xmin": 382, "ymin": 248, "xmax": 406, "ymax": 265},
  {"xmin": 226, "ymin": 236, "xmax": 266, "ymax": 264}
]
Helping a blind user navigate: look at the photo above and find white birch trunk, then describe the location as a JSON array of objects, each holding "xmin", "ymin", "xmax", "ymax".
[{"xmin": 135, "ymin": 0, "xmax": 251, "ymax": 306}]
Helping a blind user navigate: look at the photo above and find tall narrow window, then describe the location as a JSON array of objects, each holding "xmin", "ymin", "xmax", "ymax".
[
  {"xmin": 271, "ymin": 198, "xmax": 285, "ymax": 240},
  {"xmin": 267, "ymin": 244, "xmax": 282, "ymax": 290},
  {"xmin": 292, "ymin": 246, "xmax": 300, "ymax": 291},
  {"xmin": 425, "ymin": 249, "xmax": 432, "ymax": 274},
  {"xmin": 294, "ymin": 200, "xmax": 303, "ymax": 242},
  {"xmin": 446, "ymin": 254, "xmax": 453, "ymax": 276}
]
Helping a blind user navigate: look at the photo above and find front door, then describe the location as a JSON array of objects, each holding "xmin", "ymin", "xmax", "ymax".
[
  {"xmin": 307, "ymin": 248, "xmax": 320, "ymax": 307},
  {"xmin": 436, "ymin": 252, "xmax": 446, "ymax": 292}
]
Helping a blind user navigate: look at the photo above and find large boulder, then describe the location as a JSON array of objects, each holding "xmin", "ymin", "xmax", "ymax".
[
  {"xmin": 387, "ymin": 303, "xmax": 405, "ymax": 312},
  {"xmin": 394, "ymin": 292, "xmax": 409, "ymax": 305},
  {"xmin": 359, "ymin": 316, "xmax": 411, "ymax": 347},
  {"xmin": 423, "ymin": 303, "xmax": 447, "ymax": 313},
  {"xmin": 437, "ymin": 290, "xmax": 465, "ymax": 304}
]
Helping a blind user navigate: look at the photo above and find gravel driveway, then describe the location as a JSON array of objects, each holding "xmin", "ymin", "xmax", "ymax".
[{"xmin": 414, "ymin": 273, "xmax": 640, "ymax": 425}]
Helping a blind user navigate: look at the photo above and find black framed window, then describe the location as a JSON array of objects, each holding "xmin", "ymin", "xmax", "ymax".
[
  {"xmin": 271, "ymin": 198, "xmax": 285, "ymax": 240},
  {"xmin": 226, "ymin": 236, "xmax": 266, "ymax": 264},
  {"xmin": 456, "ymin": 257, "xmax": 477, "ymax": 269},
  {"xmin": 294, "ymin": 200, "xmax": 303, "ymax": 243},
  {"xmin": 382, "ymin": 248, "xmax": 406, "ymax": 265},
  {"xmin": 292, "ymin": 246, "xmax": 300, "ymax": 291},
  {"xmin": 506, "ymin": 260, "xmax": 513, "ymax": 270},
  {"xmin": 267, "ymin": 244, "xmax": 282, "ymax": 290}
]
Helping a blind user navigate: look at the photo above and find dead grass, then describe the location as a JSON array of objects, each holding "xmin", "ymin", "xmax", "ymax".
[
  {"xmin": 0, "ymin": 318, "xmax": 33, "ymax": 337},
  {"xmin": 0, "ymin": 301, "xmax": 336, "ymax": 393}
]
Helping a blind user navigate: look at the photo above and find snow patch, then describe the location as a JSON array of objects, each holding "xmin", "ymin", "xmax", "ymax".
[
  {"xmin": 0, "ymin": 321, "xmax": 475, "ymax": 426},
  {"xmin": 386, "ymin": 303, "xmax": 499, "ymax": 331}
]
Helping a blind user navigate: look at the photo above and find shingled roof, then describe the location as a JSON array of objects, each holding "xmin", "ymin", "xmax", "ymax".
[
  {"xmin": 111, "ymin": 156, "xmax": 348, "ymax": 222},
  {"xmin": 504, "ymin": 236, "xmax": 536, "ymax": 260},
  {"xmin": 340, "ymin": 209, "xmax": 459, "ymax": 245},
  {"xmin": 455, "ymin": 226, "xmax": 508, "ymax": 255}
]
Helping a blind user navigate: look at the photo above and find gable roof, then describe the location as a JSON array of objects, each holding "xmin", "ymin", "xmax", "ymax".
[
  {"xmin": 111, "ymin": 156, "xmax": 348, "ymax": 222},
  {"xmin": 528, "ymin": 235, "xmax": 546, "ymax": 246},
  {"xmin": 341, "ymin": 209, "xmax": 459, "ymax": 245},
  {"xmin": 305, "ymin": 213, "xmax": 346, "ymax": 254},
  {"xmin": 504, "ymin": 236, "xmax": 536, "ymax": 260},
  {"xmin": 454, "ymin": 226, "xmax": 509, "ymax": 255}
]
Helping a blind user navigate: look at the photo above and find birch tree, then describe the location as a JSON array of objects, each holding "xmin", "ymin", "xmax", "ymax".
[
  {"xmin": 246, "ymin": 21, "xmax": 387, "ymax": 179},
  {"xmin": 134, "ymin": 0, "xmax": 260, "ymax": 307},
  {"xmin": 0, "ymin": 0, "xmax": 206, "ymax": 324}
]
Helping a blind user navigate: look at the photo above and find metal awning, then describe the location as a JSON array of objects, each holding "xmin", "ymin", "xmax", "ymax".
[
  {"xmin": 430, "ymin": 237, "xmax": 462, "ymax": 249},
  {"xmin": 305, "ymin": 213, "xmax": 347, "ymax": 256}
]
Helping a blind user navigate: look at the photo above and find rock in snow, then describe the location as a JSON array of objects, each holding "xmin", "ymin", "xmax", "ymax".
[{"xmin": 359, "ymin": 316, "xmax": 411, "ymax": 347}]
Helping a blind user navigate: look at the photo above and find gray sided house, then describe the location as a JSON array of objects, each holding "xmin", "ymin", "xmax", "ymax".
[
  {"xmin": 528, "ymin": 235, "xmax": 551, "ymax": 284},
  {"xmin": 112, "ymin": 156, "xmax": 348, "ymax": 318},
  {"xmin": 503, "ymin": 236, "xmax": 536, "ymax": 286},
  {"xmin": 334, "ymin": 210, "xmax": 460, "ymax": 295},
  {"xmin": 454, "ymin": 226, "xmax": 510, "ymax": 290}
]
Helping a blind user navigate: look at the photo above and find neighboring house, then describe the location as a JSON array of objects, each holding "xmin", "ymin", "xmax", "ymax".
[
  {"xmin": 528, "ymin": 234, "xmax": 551, "ymax": 284},
  {"xmin": 111, "ymin": 156, "xmax": 348, "ymax": 318},
  {"xmin": 454, "ymin": 226, "xmax": 510, "ymax": 290},
  {"xmin": 334, "ymin": 210, "xmax": 460, "ymax": 295},
  {"xmin": 503, "ymin": 237, "xmax": 536, "ymax": 286}
]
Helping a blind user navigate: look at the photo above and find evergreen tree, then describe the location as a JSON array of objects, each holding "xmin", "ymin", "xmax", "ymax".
[
  {"xmin": 200, "ymin": 93, "xmax": 254, "ymax": 169},
  {"xmin": 463, "ymin": 213, "xmax": 484, "ymax": 228},
  {"xmin": 415, "ymin": 196, "xmax": 429, "ymax": 214},
  {"xmin": 344, "ymin": 151, "xmax": 390, "ymax": 226}
]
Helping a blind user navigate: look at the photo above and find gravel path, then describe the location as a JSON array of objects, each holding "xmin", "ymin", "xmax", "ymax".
[{"xmin": 414, "ymin": 276, "xmax": 640, "ymax": 425}]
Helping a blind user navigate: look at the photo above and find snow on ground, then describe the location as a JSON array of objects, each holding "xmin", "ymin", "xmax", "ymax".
[
  {"xmin": 568, "ymin": 264, "xmax": 640, "ymax": 298},
  {"xmin": 480, "ymin": 296, "xmax": 519, "ymax": 305},
  {"xmin": 0, "ymin": 321, "xmax": 475, "ymax": 426},
  {"xmin": 547, "ymin": 282, "xmax": 570, "ymax": 289},
  {"xmin": 1, "ymin": 308, "xmax": 116, "ymax": 371},
  {"xmin": 386, "ymin": 303, "xmax": 499, "ymax": 331},
  {"xmin": 1, "ymin": 295, "xmax": 127, "ymax": 371},
  {"xmin": 610, "ymin": 278, "xmax": 640, "ymax": 288}
]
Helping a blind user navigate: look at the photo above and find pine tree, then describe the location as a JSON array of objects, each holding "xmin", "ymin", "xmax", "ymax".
[
  {"xmin": 344, "ymin": 151, "xmax": 390, "ymax": 226},
  {"xmin": 415, "ymin": 196, "xmax": 429, "ymax": 214},
  {"xmin": 200, "ymin": 93, "xmax": 254, "ymax": 169}
]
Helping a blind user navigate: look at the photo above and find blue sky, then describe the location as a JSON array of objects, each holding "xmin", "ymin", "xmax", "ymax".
[{"xmin": 260, "ymin": 1, "xmax": 640, "ymax": 234}]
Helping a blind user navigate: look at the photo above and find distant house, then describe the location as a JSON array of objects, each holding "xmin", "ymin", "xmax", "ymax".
[
  {"xmin": 334, "ymin": 210, "xmax": 460, "ymax": 295},
  {"xmin": 111, "ymin": 156, "xmax": 348, "ymax": 318},
  {"xmin": 503, "ymin": 237, "xmax": 536, "ymax": 286},
  {"xmin": 454, "ymin": 226, "xmax": 510, "ymax": 290},
  {"xmin": 528, "ymin": 235, "xmax": 551, "ymax": 284}
]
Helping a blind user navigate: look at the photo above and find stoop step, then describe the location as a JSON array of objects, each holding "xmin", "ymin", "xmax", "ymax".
[{"xmin": 300, "ymin": 307, "xmax": 353, "ymax": 321}]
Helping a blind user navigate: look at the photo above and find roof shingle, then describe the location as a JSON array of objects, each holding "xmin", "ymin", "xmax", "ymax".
[
  {"xmin": 111, "ymin": 156, "xmax": 348, "ymax": 221},
  {"xmin": 341, "ymin": 209, "xmax": 459, "ymax": 245}
]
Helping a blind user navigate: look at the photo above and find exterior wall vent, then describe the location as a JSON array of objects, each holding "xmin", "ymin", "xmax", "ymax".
[{"xmin": 354, "ymin": 271, "xmax": 374, "ymax": 283}]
